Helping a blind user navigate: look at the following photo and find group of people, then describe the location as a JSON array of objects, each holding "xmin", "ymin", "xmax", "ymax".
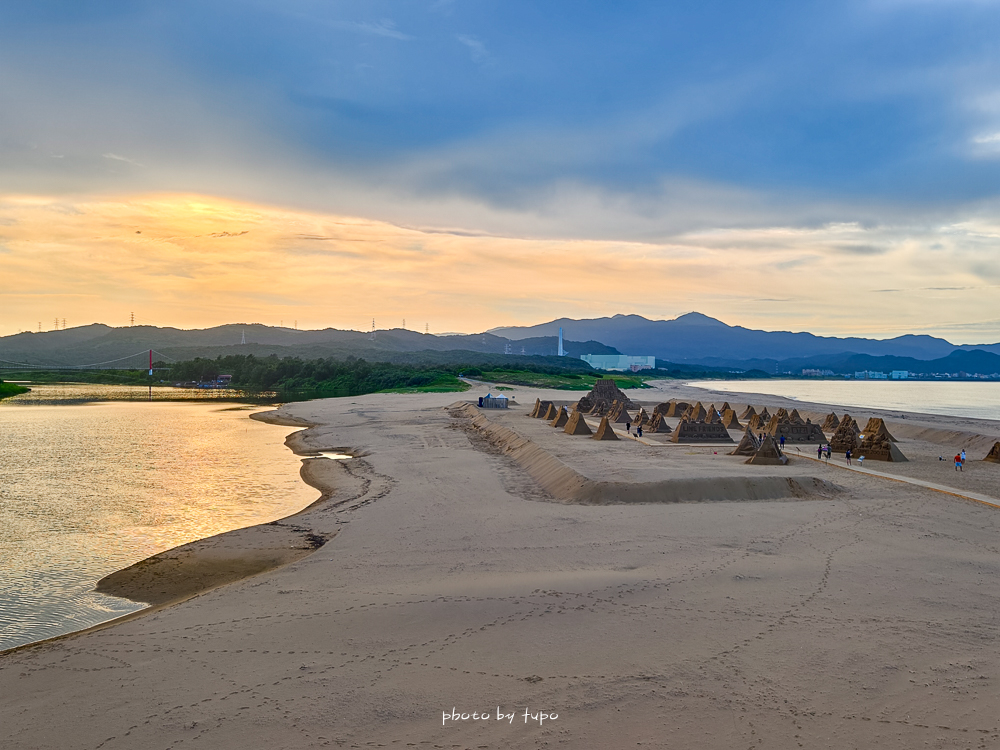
[
  {"xmin": 954, "ymin": 449, "xmax": 966, "ymax": 471},
  {"xmin": 624, "ymin": 421, "xmax": 643, "ymax": 438}
]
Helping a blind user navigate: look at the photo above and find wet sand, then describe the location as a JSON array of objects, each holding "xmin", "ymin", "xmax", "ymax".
[{"xmin": 3, "ymin": 383, "xmax": 1000, "ymax": 749}]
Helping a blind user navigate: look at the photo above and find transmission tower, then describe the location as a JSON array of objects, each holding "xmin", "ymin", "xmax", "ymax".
[
  {"xmin": 241, "ymin": 328, "xmax": 246, "ymax": 345},
  {"xmin": 425, "ymin": 323, "xmax": 429, "ymax": 335},
  {"xmin": 369, "ymin": 318, "xmax": 376, "ymax": 341},
  {"xmin": 53, "ymin": 317, "xmax": 58, "ymax": 331},
  {"xmin": 62, "ymin": 318, "xmax": 66, "ymax": 329},
  {"xmin": 402, "ymin": 318, "xmax": 405, "ymax": 329},
  {"xmin": 130, "ymin": 312, "xmax": 134, "ymax": 326},
  {"xmin": 37, "ymin": 322, "xmax": 41, "ymax": 333}
]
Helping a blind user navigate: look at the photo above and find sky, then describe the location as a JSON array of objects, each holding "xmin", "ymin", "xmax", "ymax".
[{"xmin": 2, "ymin": 0, "xmax": 1000, "ymax": 341}]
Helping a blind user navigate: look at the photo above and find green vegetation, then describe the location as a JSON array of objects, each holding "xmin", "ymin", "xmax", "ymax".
[
  {"xmin": 0, "ymin": 380, "xmax": 30, "ymax": 400},
  {"xmin": 0, "ymin": 370, "xmax": 157, "ymax": 385},
  {"xmin": 473, "ymin": 368, "xmax": 647, "ymax": 390}
]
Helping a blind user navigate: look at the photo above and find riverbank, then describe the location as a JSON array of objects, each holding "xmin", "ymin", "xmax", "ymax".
[
  {"xmin": 3, "ymin": 384, "xmax": 1000, "ymax": 748},
  {"xmin": 0, "ymin": 380, "xmax": 29, "ymax": 399}
]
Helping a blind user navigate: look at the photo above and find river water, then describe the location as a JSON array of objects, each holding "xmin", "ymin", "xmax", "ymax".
[
  {"xmin": 688, "ymin": 379, "xmax": 1000, "ymax": 422},
  {"xmin": 0, "ymin": 384, "xmax": 315, "ymax": 651}
]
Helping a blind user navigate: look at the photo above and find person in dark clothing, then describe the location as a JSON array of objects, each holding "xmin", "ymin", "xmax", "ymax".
[{"xmin": 846, "ymin": 449, "xmax": 852, "ymax": 465}]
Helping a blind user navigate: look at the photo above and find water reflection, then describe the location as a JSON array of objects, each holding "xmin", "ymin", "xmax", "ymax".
[{"xmin": 0, "ymin": 384, "xmax": 316, "ymax": 650}]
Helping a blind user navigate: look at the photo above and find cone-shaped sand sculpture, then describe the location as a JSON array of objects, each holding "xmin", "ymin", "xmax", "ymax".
[
  {"xmin": 646, "ymin": 412, "xmax": 672, "ymax": 433},
  {"xmin": 745, "ymin": 433, "xmax": 788, "ymax": 465},
  {"xmin": 563, "ymin": 410, "xmax": 593, "ymax": 435},
  {"xmin": 633, "ymin": 407, "xmax": 649, "ymax": 427},
  {"xmin": 652, "ymin": 402, "xmax": 671, "ymax": 416},
  {"xmin": 747, "ymin": 413, "xmax": 764, "ymax": 432},
  {"xmin": 857, "ymin": 433, "xmax": 907, "ymax": 462},
  {"xmin": 550, "ymin": 406, "xmax": 569, "ymax": 428},
  {"xmin": 789, "ymin": 409, "xmax": 805, "ymax": 425},
  {"xmin": 706, "ymin": 406, "xmax": 721, "ymax": 424},
  {"xmin": 528, "ymin": 398, "xmax": 541, "ymax": 417},
  {"xmin": 532, "ymin": 400, "xmax": 554, "ymax": 418},
  {"xmin": 862, "ymin": 417, "xmax": 897, "ymax": 442},
  {"xmin": 767, "ymin": 415, "xmax": 826, "ymax": 443},
  {"xmin": 740, "ymin": 405, "xmax": 758, "ymax": 420},
  {"xmin": 541, "ymin": 403, "xmax": 559, "ymax": 421},
  {"xmin": 683, "ymin": 402, "xmax": 708, "ymax": 422},
  {"xmin": 611, "ymin": 404, "xmax": 632, "ymax": 424},
  {"xmin": 731, "ymin": 425, "xmax": 760, "ymax": 456},
  {"xmin": 575, "ymin": 377, "xmax": 638, "ymax": 413},
  {"xmin": 719, "ymin": 401, "xmax": 732, "ymax": 413},
  {"xmin": 758, "ymin": 408, "xmax": 771, "ymax": 422},
  {"xmin": 830, "ymin": 415, "xmax": 861, "ymax": 453},
  {"xmin": 589, "ymin": 401, "xmax": 608, "ymax": 416},
  {"xmin": 720, "ymin": 409, "xmax": 743, "ymax": 430},
  {"xmin": 984, "ymin": 442, "xmax": 1000, "ymax": 463},
  {"xmin": 821, "ymin": 412, "xmax": 840, "ymax": 431},
  {"xmin": 665, "ymin": 401, "xmax": 690, "ymax": 417},
  {"xmin": 592, "ymin": 416, "xmax": 619, "ymax": 441},
  {"xmin": 774, "ymin": 407, "xmax": 790, "ymax": 422}
]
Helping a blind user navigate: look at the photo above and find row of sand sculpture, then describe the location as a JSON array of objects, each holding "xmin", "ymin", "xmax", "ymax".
[{"xmin": 528, "ymin": 398, "xmax": 619, "ymax": 440}]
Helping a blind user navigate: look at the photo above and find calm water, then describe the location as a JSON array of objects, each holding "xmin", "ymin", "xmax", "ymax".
[
  {"xmin": 0, "ymin": 384, "xmax": 316, "ymax": 651},
  {"xmin": 688, "ymin": 380, "xmax": 1000, "ymax": 422}
]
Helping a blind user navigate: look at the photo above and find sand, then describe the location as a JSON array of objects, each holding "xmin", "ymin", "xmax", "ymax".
[{"xmin": 3, "ymin": 382, "xmax": 1000, "ymax": 749}]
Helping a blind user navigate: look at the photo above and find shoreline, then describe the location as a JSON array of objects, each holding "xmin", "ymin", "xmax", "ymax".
[{"xmin": 0, "ymin": 408, "xmax": 335, "ymax": 658}]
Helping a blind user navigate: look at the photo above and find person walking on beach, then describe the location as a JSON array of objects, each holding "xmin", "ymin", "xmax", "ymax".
[
  {"xmin": 961, "ymin": 449, "xmax": 966, "ymax": 467},
  {"xmin": 626, "ymin": 421, "xmax": 631, "ymax": 434},
  {"xmin": 846, "ymin": 448, "xmax": 852, "ymax": 465},
  {"xmin": 636, "ymin": 424, "xmax": 643, "ymax": 438},
  {"xmin": 817, "ymin": 444, "xmax": 823, "ymax": 460},
  {"xmin": 955, "ymin": 454, "xmax": 963, "ymax": 471},
  {"xmin": 779, "ymin": 434, "xmax": 786, "ymax": 451}
]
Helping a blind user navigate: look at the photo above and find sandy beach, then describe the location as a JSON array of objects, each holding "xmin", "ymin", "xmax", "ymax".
[{"xmin": 3, "ymin": 381, "xmax": 1000, "ymax": 749}]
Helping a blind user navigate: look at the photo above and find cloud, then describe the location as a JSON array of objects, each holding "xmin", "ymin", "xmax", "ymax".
[
  {"xmin": 456, "ymin": 34, "xmax": 488, "ymax": 63},
  {"xmin": 102, "ymin": 153, "xmax": 144, "ymax": 167}
]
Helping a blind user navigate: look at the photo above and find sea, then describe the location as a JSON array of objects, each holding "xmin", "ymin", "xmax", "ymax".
[
  {"xmin": 0, "ymin": 384, "xmax": 316, "ymax": 651},
  {"xmin": 688, "ymin": 379, "xmax": 1000, "ymax": 422}
]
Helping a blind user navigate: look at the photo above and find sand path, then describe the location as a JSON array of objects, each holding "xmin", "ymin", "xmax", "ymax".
[{"xmin": 2, "ymin": 384, "xmax": 1000, "ymax": 748}]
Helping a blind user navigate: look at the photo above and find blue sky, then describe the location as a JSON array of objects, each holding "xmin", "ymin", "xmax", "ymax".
[{"xmin": 2, "ymin": 1, "xmax": 999, "ymax": 337}]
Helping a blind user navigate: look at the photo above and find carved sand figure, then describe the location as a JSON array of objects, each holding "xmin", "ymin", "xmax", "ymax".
[
  {"xmin": 532, "ymin": 400, "xmax": 554, "ymax": 418},
  {"xmin": 670, "ymin": 418, "xmax": 734, "ymax": 443},
  {"xmin": 830, "ymin": 414, "xmax": 862, "ymax": 453},
  {"xmin": 766, "ymin": 413, "xmax": 826, "ymax": 443},
  {"xmin": 706, "ymin": 405, "xmax": 721, "ymax": 424},
  {"xmin": 746, "ymin": 433, "xmax": 789, "ymax": 465},
  {"xmin": 857, "ymin": 432, "xmax": 908, "ymax": 462},
  {"xmin": 788, "ymin": 409, "xmax": 806, "ymax": 425},
  {"xmin": 862, "ymin": 417, "xmax": 898, "ymax": 443},
  {"xmin": 528, "ymin": 398, "xmax": 542, "ymax": 417},
  {"xmin": 575, "ymin": 377, "xmax": 638, "ymax": 414},
  {"xmin": 821, "ymin": 412, "xmax": 840, "ymax": 431},
  {"xmin": 632, "ymin": 407, "xmax": 649, "ymax": 427},
  {"xmin": 731, "ymin": 425, "xmax": 761, "ymax": 456},
  {"xmin": 592, "ymin": 415, "xmax": 619, "ymax": 441},
  {"xmin": 720, "ymin": 409, "xmax": 743, "ymax": 430},
  {"xmin": 563, "ymin": 409, "xmax": 593, "ymax": 435},
  {"xmin": 747, "ymin": 413, "xmax": 764, "ymax": 432},
  {"xmin": 683, "ymin": 402, "xmax": 708, "ymax": 422},
  {"xmin": 645, "ymin": 412, "xmax": 673, "ymax": 433},
  {"xmin": 739, "ymin": 405, "xmax": 758, "ymax": 420},
  {"xmin": 984, "ymin": 442, "xmax": 1000, "ymax": 463},
  {"xmin": 550, "ymin": 406, "xmax": 569, "ymax": 428},
  {"xmin": 758, "ymin": 407, "xmax": 772, "ymax": 422},
  {"xmin": 541, "ymin": 403, "xmax": 559, "ymax": 420},
  {"xmin": 665, "ymin": 401, "xmax": 690, "ymax": 417}
]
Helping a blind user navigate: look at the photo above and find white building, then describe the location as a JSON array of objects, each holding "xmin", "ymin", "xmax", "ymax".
[
  {"xmin": 890, "ymin": 370, "xmax": 909, "ymax": 379},
  {"xmin": 580, "ymin": 354, "xmax": 656, "ymax": 372}
]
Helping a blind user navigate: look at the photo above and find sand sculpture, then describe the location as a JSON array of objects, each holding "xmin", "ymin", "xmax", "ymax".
[
  {"xmin": 646, "ymin": 412, "xmax": 673, "ymax": 433},
  {"xmin": 633, "ymin": 407, "xmax": 649, "ymax": 427},
  {"xmin": 720, "ymin": 409, "xmax": 743, "ymax": 429},
  {"xmin": 788, "ymin": 409, "xmax": 806, "ymax": 425},
  {"xmin": 529, "ymin": 398, "xmax": 541, "ymax": 417},
  {"xmin": 541, "ymin": 403, "xmax": 559, "ymax": 421},
  {"xmin": 774, "ymin": 407, "xmax": 790, "ymax": 422},
  {"xmin": 670, "ymin": 418, "xmax": 734, "ymax": 443},
  {"xmin": 862, "ymin": 417, "xmax": 898, "ymax": 442},
  {"xmin": 563, "ymin": 410, "xmax": 593, "ymax": 435},
  {"xmin": 739, "ymin": 405, "xmax": 758, "ymax": 420},
  {"xmin": 592, "ymin": 416, "xmax": 619, "ymax": 441},
  {"xmin": 821, "ymin": 412, "xmax": 840, "ymax": 431},
  {"xmin": 731, "ymin": 425, "xmax": 760, "ymax": 456},
  {"xmin": 683, "ymin": 402, "xmax": 708, "ymax": 422},
  {"xmin": 719, "ymin": 401, "xmax": 732, "ymax": 413},
  {"xmin": 706, "ymin": 405, "xmax": 722, "ymax": 424},
  {"xmin": 984, "ymin": 442, "xmax": 1000, "ymax": 463},
  {"xmin": 605, "ymin": 400, "xmax": 631, "ymax": 424},
  {"xmin": 531, "ymin": 400, "xmax": 554, "ymax": 418},
  {"xmin": 589, "ymin": 401, "xmax": 608, "ymax": 416},
  {"xmin": 829, "ymin": 415, "xmax": 861, "ymax": 452},
  {"xmin": 745, "ymin": 434, "xmax": 788, "ymax": 465},
  {"xmin": 747, "ymin": 413, "xmax": 765, "ymax": 432},
  {"xmin": 766, "ymin": 413, "xmax": 826, "ymax": 443},
  {"xmin": 575, "ymin": 377, "xmax": 638, "ymax": 414},
  {"xmin": 664, "ymin": 401, "xmax": 690, "ymax": 417},
  {"xmin": 758, "ymin": 407, "xmax": 771, "ymax": 422},
  {"xmin": 857, "ymin": 432, "xmax": 908, "ymax": 462},
  {"xmin": 550, "ymin": 406, "xmax": 569, "ymax": 428}
]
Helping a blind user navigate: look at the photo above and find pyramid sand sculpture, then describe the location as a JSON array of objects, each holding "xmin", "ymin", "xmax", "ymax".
[
  {"xmin": 720, "ymin": 409, "xmax": 743, "ymax": 430},
  {"xmin": 789, "ymin": 409, "xmax": 806, "ymax": 425},
  {"xmin": 683, "ymin": 402, "xmax": 708, "ymax": 422},
  {"xmin": 774, "ymin": 407, "xmax": 790, "ymax": 422},
  {"xmin": 858, "ymin": 433, "xmax": 908, "ymax": 462},
  {"xmin": 589, "ymin": 401, "xmax": 608, "ymax": 416},
  {"xmin": 563, "ymin": 410, "xmax": 593, "ymax": 435},
  {"xmin": 731, "ymin": 425, "xmax": 760, "ymax": 456},
  {"xmin": 862, "ymin": 417, "xmax": 898, "ymax": 442},
  {"xmin": 665, "ymin": 401, "xmax": 690, "ymax": 417},
  {"xmin": 821, "ymin": 412, "xmax": 840, "ymax": 431},
  {"xmin": 646, "ymin": 412, "xmax": 673, "ymax": 433},
  {"xmin": 706, "ymin": 405, "xmax": 721, "ymax": 424},
  {"xmin": 532, "ymin": 400, "xmax": 554, "ymax": 418},
  {"xmin": 612, "ymin": 406, "xmax": 633, "ymax": 424},
  {"xmin": 670, "ymin": 418, "xmax": 735, "ymax": 443},
  {"xmin": 758, "ymin": 407, "xmax": 772, "ymax": 422},
  {"xmin": 767, "ymin": 416, "xmax": 826, "ymax": 443},
  {"xmin": 739, "ymin": 405, "xmax": 759, "ymax": 420},
  {"xmin": 652, "ymin": 402, "xmax": 672, "ymax": 416},
  {"xmin": 550, "ymin": 406, "xmax": 569, "ymax": 428},
  {"xmin": 745, "ymin": 433, "xmax": 788, "ymax": 465},
  {"xmin": 830, "ymin": 415, "xmax": 861, "ymax": 453},
  {"xmin": 747, "ymin": 413, "xmax": 765, "ymax": 432},
  {"xmin": 605, "ymin": 399, "xmax": 624, "ymax": 422},
  {"xmin": 984, "ymin": 442, "xmax": 1000, "ymax": 463},
  {"xmin": 575, "ymin": 377, "xmax": 638, "ymax": 414},
  {"xmin": 719, "ymin": 401, "xmax": 732, "ymax": 413},
  {"xmin": 633, "ymin": 407, "xmax": 649, "ymax": 427},
  {"xmin": 592, "ymin": 416, "xmax": 619, "ymax": 441},
  {"xmin": 528, "ymin": 398, "xmax": 541, "ymax": 417},
  {"xmin": 541, "ymin": 403, "xmax": 559, "ymax": 421}
]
